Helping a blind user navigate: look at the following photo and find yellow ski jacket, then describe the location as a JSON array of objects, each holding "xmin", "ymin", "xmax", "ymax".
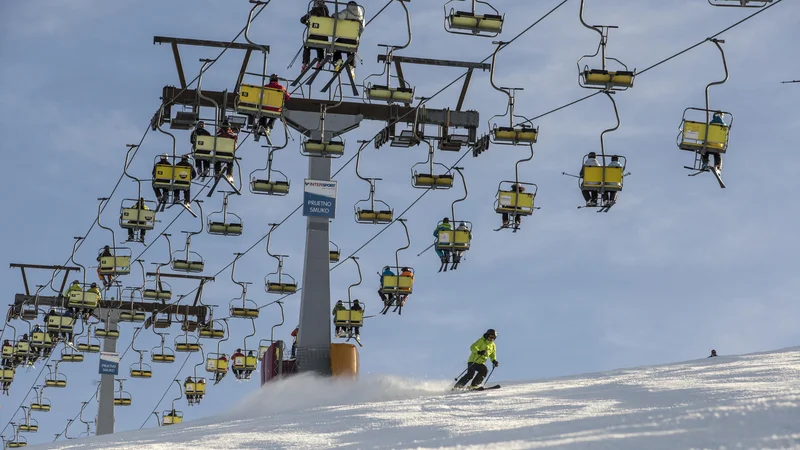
[{"xmin": 467, "ymin": 337, "xmax": 496, "ymax": 365}]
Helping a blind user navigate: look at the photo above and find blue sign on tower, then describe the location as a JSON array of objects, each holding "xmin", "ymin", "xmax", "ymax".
[
  {"xmin": 303, "ymin": 179, "xmax": 338, "ymax": 219},
  {"xmin": 99, "ymin": 352, "xmax": 120, "ymax": 376}
]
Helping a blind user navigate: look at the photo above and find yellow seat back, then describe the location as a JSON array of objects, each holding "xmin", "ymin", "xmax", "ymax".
[
  {"xmin": 206, "ymin": 358, "xmax": 228, "ymax": 373},
  {"xmin": 32, "ymin": 331, "xmax": 53, "ymax": 347},
  {"xmin": 582, "ymin": 166, "xmax": 624, "ymax": 190},
  {"xmin": 0, "ymin": 368, "xmax": 13, "ymax": 381},
  {"xmin": 153, "ymin": 164, "xmax": 175, "ymax": 184},
  {"xmin": 454, "ymin": 230, "xmax": 471, "ymax": 246},
  {"xmin": 497, "ymin": 191, "xmax": 534, "ymax": 213},
  {"xmin": 334, "ymin": 309, "xmax": 364, "ymax": 326},
  {"xmin": 681, "ymin": 121, "xmax": 728, "ymax": 152},
  {"xmin": 382, "ymin": 275, "xmax": 400, "ymax": 289},
  {"xmin": 15, "ymin": 341, "xmax": 30, "ymax": 353},
  {"xmin": 232, "ymin": 355, "xmax": 245, "ymax": 369},
  {"xmin": 238, "ymin": 84, "xmax": 285, "ymax": 115},
  {"xmin": 194, "ymin": 136, "xmax": 236, "ymax": 158},
  {"xmin": 99, "ymin": 255, "xmax": 131, "ymax": 273},
  {"xmin": 121, "ymin": 208, "xmax": 156, "ymax": 227},
  {"xmin": 245, "ymin": 355, "xmax": 257, "ymax": 369},
  {"xmin": 437, "ymin": 229, "xmax": 454, "ymax": 248},
  {"xmin": 308, "ymin": 16, "xmax": 361, "ymax": 41},
  {"xmin": 69, "ymin": 290, "xmax": 100, "ymax": 307},
  {"xmin": 2, "ymin": 345, "xmax": 13, "ymax": 357}
]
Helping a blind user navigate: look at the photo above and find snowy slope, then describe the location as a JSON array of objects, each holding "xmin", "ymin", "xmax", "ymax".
[{"xmin": 37, "ymin": 347, "xmax": 800, "ymax": 449}]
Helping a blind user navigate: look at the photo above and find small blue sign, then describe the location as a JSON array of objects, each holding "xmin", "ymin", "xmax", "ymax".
[
  {"xmin": 303, "ymin": 179, "xmax": 337, "ymax": 219},
  {"xmin": 99, "ymin": 352, "xmax": 120, "ymax": 376}
]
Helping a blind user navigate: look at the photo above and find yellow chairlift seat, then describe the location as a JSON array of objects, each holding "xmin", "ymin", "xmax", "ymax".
[
  {"xmin": 95, "ymin": 328, "xmax": 120, "ymax": 340},
  {"xmin": 230, "ymin": 307, "xmax": 259, "ymax": 319},
  {"xmin": 266, "ymin": 282, "xmax": 298, "ymax": 294},
  {"xmin": 231, "ymin": 355, "xmax": 258, "ymax": 372},
  {"xmin": 114, "ymin": 396, "xmax": 132, "ymax": 406},
  {"xmin": 31, "ymin": 332, "xmax": 54, "ymax": 349},
  {"xmin": 237, "ymin": 84, "xmax": 285, "ymax": 116},
  {"xmin": 68, "ymin": 290, "xmax": 100, "ymax": 308},
  {"xmin": 495, "ymin": 191, "xmax": 535, "ymax": 215},
  {"xmin": 334, "ymin": 309, "xmax": 364, "ymax": 328},
  {"xmin": 120, "ymin": 208, "xmax": 156, "ymax": 230},
  {"xmin": 257, "ymin": 342, "xmax": 271, "ymax": 361},
  {"xmin": 143, "ymin": 287, "xmax": 172, "ymax": 300},
  {"xmin": 303, "ymin": 139, "xmax": 345, "ymax": 157},
  {"xmin": 162, "ymin": 411, "xmax": 184, "ymax": 426},
  {"xmin": 329, "ymin": 250, "xmax": 341, "ymax": 263},
  {"xmin": 582, "ymin": 69, "xmax": 635, "ymax": 89},
  {"xmin": 355, "ymin": 209, "xmax": 393, "ymax": 224},
  {"xmin": 581, "ymin": 166, "xmax": 624, "ymax": 191},
  {"xmin": 30, "ymin": 402, "xmax": 51, "ymax": 412},
  {"xmin": 0, "ymin": 368, "xmax": 14, "ymax": 382},
  {"xmin": 98, "ymin": 254, "xmax": 132, "ymax": 276},
  {"xmin": 152, "ymin": 164, "xmax": 192, "ymax": 190},
  {"xmin": 46, "ymin": 315, "xmax": 75, "ymax": 334},
  {"xmin": 130, "ymin": 364, "xmax": 153, "ymax": 378},
  {"xmin": 305, "ymin": 16, "xmax": 362, "ymax": 52},
  {"xmin": 207, "ymin": 221, "xmax": 243, "ymax": 236},
  {"xmin": 7, "ymin": 439, "xmax": 26, "ymax": 448},
  {"xmin": 77, "ymin": 343, "xmax": 100, "ymax": 353},
  {"xmin": 198, "ymin": 327, "xmax": 225, "ymax": 339},
  {"xmin": 60, "ymin": 352, "xmax": 84, "ymax": 363},
  {"xmin": 381, "ymin": 273, "xmax": 415, "ymax": 296},
  {"xmin": 119, "ymin": 310, "xmax": 146, "ymax": 323},
  {"xmin": 45, "ymin": 378, "xmax": 67, "ymax": 388},
  {"xmin": 205, "ymin": 357, "xmax": 229, "ymax": 374},
  {"xmin": 193, "ymin": 136, "xmax": 236, "ymax": 162},
  {"xmin": 18, "ymin": 423, "xmax": 38, "ymax": 433},
  {"xmin": 679, "ymin": 121, "xmax": 729, "ymax": 153},
  {"xmin": 436, "ymin": 228, "xmax": 472, "ymax": 251},
  {"xmin": 14, "ymin": 341, "xmax": 32, "ymax": 357},
  {"xmin": 172, "ymin": 259, "xmax": 204, "ymax": 273},
  {"xmin": 154, "ymin": 313, "xmax": 173, "ymax": 329},
  {"xmin": 412, "ymin": 173, "xmax": 454, "ymax": 189},
  {"xmin": 152, "ymin": 351, "xmax": 176, "ymax": 363},
  {"xmin": 448, "ymin": 10, "xmax": 504, "ymax": 33},
  {"xmin": 366, "ymin": 85, "xmax": 414, "ymax": 104},
  {"xmin": 185, "ymin": 380, "xmax": 207, "ymax": 397},
  {"xmin": 251, "ymin": 178, "xmax": 290, "ymax": 195},
  {"xmin": 175, "ymin": 341, "xmax": 201, "ymax": 353},
  {"xmin": 492, "ymin": 126, "xmax": 538, "ymax": 144}
]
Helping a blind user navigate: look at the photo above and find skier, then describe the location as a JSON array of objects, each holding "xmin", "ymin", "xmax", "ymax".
[
  {"xmin": 378, "ymin": 266, "xmax": 395, "ymax": 309},
  {"xmin": 96, "ymin": 246, "xmax": 114, "ymax": 287},
  {"xmin": 501, "ymin": 184, "xmax": 525, "ymax": 229},
  {"xmin": 214, "ymin": 353, "xmax": 228, "ymax": 384},
  {"xmin": 701, "ymin": 112, "xmax": 726, "ymax": 172},
  {"xmin": 332, "ymin": 300, "xmax": 347, "ymax": 337},
  {"xmin": 258, "ymin": 74, "xmax": 290, "ymax": 133},
  {"xmin": 190, "ymin": 121, "xmax": 212, "ymax": 178},
  {"xmin": 300, "ymin": 0, "xmax": 330, "ymax": 71},
  {"xmin": 231, "ymin": 348, "xmax": 245, "ymax": 379},
  {"xmin": 708, "ymin": 349, "xmax": 718, "ymax": 358},
  {"xmin": 580, "ymin": 152, "xmax": 600, "ymax": 207},
  {"xmin": 397, "ymin": 267, "xmax": 414, "ymax": 308},
  {"xmin": 603, "ymin": 156, "xmax": 623, "ymax": 207},
  {"xmin": 433, "ymin": 218, "xmax": 452, "ymax": 263},
  {"xmin": 454, "ymin": 329, "xmax": 499, "ymax": 390}
]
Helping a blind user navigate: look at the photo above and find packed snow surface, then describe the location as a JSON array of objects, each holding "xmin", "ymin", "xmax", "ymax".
[{"xmin": 38, "ymin": 347, "xmax": 800, "ymax": 449}]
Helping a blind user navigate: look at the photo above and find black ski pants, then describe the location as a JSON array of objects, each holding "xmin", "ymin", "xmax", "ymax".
[{"xmin": 456, "ymin": 362, "xmax": 488, "ymax": 387}]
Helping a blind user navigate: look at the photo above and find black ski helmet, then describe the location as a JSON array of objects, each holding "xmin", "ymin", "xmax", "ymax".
[{"xmin": 484, "ymin": 329, "xmax": 497, "ymax": 339}]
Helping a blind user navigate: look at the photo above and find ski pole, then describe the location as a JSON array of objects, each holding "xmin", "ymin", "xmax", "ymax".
[
  {"xmin": 417, "ymin": 243, "xmax": 435, "ymax": 257},
  {"xmin": 287, "ymin": 46, "xmax": 303, "ymax": 70},
  {"xmin": 453, "ymin": 362, "xmax": 475, "ymax": 381},
  {"xmin": 481, "ymin": 365, "xmax": 496, "ymax": 388}
]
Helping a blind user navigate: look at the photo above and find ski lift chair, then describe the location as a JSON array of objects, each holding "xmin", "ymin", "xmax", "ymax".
[
  {"xmin": 329, "ymin": 241, "xmax": 341, "ymax": 263},
  {"xmin": 18, "ymin": 419, "xmax": 38, "ymax": 433},
  {"xmin": 205, "ymin": 354, "xmax": 229, "ymax": 374},
  {"xmin": 365, "ymin": 84, "xmax": 414, "ymax": 105},
  {"xmin": 7, "ymin": 436, "xmax": 27, "ymax": 448},
  {"xmin": 119, "ymin": 199, "xmax": 157, "ymax": 233},
  {"xmin": 67, "ymin": 286, "xmax": 100, "ymax": 309},
  {"xmin": 265, "ymin": 276, "xmax": 298, "ymax": 295},
  {"xmin": 97, "ymin": 247, "xmax": 132, "ymax": 277},
  {"xmin": 436, "ymin": 221, "xmax": 473, "ymax": 252},
  {"xmin": 438, "ymin": 127, "xmax": 470, "ymax": 152},
  {"xmin": 198, "ymin": 322, "xmax": 225, "ymax": 339},
  {"xmin": 175, "ymin": 335, "xmax": 201, "ymax": 353},
  {"xmin": 114, "ymin": 390, "xmax": 132, "ymax": 406},
  {"xmin": 494, "ymin": 182, "xmax": 537, "ymax": 217},
  {"xmin": 0, "ymin": 367, "xmax": 14, "ymax": 384},
  {"xmin": 130, "ymin": 361, "xmax": 153, "ymax": 379},
  {"xmin": 379, "ymin": 267, "xmax": 415, "ymax": 298},
  {"xmin": 236, "ymin": 84, "xmax": 286, "ymax": 117},
  {"xmin": 251, "ymin": 175, "xmax": 290, "ymax": 195},
  {"xmin": 143, "ymin": 281, "xmax": 172, "ymax": 301},
  {"xmin": 301, "ymin": 139, "xmax": 345, "ymax": 158},
  {"xmin": 46, "ymin": 312, "xmax": 75, "ymax": 336},
  {"xmin": 333, "ymin": 308, "xmax": 364, "ymax": 332},
  {"xmin": 708, "ymin": 0, "xmax": 772, "ymax": 7},
  {"xmin": 184, "ymin": 378, "xmax": 207, "ymax": 403},
  {"xmin": 491, "ymin": 125, "xmax": 538, "ymax": 145},
  {"xmin": 230, "ymin": 299, "xmax": 259, "ymax": 319},
  {"xmin": 152, "ymin": 155, "xmax": 193, "ymax": 193},
  {"xmin": 444, "ymin": 0, "xmax": 504, "ymax": 37},
  {"xmin": 119, "ymin": 307, "xmax": 146, "ymax": 323},
  {"xmin": 171, "ymin": 251, "xmax": 204, "ymax": 273},
  {"xmin": 162, "ymin": 410, "xmax": 183, "ymax": 426},
  {"xmin": 30, "ymin": 331, "xmax": 54, "ymax": 350},
  {"xmin": 151, "ymin": 346, "xmax": 176, "ymax": 364},
  {"xmin": 678, "ymin": 108, "xmax": 733, "ymax": 154},
  {"xmin": 60, "ymin": 345, "xmax": 84, "ymax": 363},
  {"xmin": 193, "ymin": 136, "xmax": 236, "ymax": 166},
  {"xmin": 304, "ymin": 15, "xmax": 363, "ymax": 53}
]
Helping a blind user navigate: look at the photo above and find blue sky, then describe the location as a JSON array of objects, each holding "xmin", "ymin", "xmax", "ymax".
[{"xmin": 1, "ymin": 0, "xmax": 799, "ymax": 444}]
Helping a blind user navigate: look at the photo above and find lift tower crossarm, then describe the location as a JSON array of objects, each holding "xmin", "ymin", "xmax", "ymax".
[{"xmin": 160, "ymin": 86, "xmax": 480, "ymax": 128}]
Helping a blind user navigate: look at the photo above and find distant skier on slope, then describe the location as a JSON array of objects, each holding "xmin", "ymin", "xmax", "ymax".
[
  {"xmin": 454, "ymin": 329, "xmax": 499, "ymax": 389},
  {"xmin": 708, "ymin": 349, "xmax": 718, "ymax": 358}
]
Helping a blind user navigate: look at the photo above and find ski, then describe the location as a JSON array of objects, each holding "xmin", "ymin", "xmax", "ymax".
[
  {"xmin": 711, "ymin": 167, "xmax": 726, "ymax": 189},
  {"xmin": 493, "ymin": 224, "xmax": 510, "ymax": 232},
  {"xmin": 473, "ymin": 384, "xmax": 501, "ymax": 391}
]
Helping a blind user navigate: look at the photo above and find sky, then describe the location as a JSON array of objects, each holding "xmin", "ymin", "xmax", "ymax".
[{"xmin": 1, "ymin": 0, "xmax": 799, "ymax": 445}]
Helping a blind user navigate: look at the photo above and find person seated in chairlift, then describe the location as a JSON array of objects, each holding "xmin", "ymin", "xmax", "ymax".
[
  {"xmin": 398, "ymin": 267, "xmax": 413, "ymax": 307},
  {"xmin": 152, "ymin": 154, "xmax": 171, "ymax": 203},
  {"xmin": 214, "ymin": 353, "xmax": 228, "ymax": 383},
  {"xmin": 96, "ymin": 246, "xmax": 114, "ymax": 287},
  {"xmin": 332, "ymin": 300, "xmax": 347, "ymax": 337},
  {"xmin": 502, "ymin": 184, "xmax": 525, "ymax": 229},
  {"xmin": 190, "ymin": 121, "xmax": 212, "ymax": 178},
  {"xmin": 701, "ymin": 112, "xmax": 727, "ymax": 173},
  {"xmin": 580, "ymin": 152, "xmax": 600, "ymax": 207},
  {"xmin": 128, "ymin": 197, "xmax": 150, "ymax": 243},
  {"xmin": 350, "ymin": 300, "xmax": 363, "ymax": 337},
  {"xmin": 378, "ymin": 267, "xmax": 395, "ymax": 306},
  {"xmin": 257, "ymin": 74, "xmax": 291, "ymax": 134},
  {"xmin": 65, "ymin": 280, "xmax": 82, "ymax": 297},
  {"xmin": 231, "ymin": 348, "xmax": 245, "ymax": 378},
  {"xmin": 331, "ymin": 1, "xmax": 365, "ymax": 80},
  {"xmin": 300, "ymin": 0, "xmax": 330, "ymax": 72},
  {"xmin": 453, "ymin": 222, "xmax": 471, "ymax": 263},
  {"xmin": 602, "ymin": 156, "xmax": 623, "ymax": 207},
  {"xmin": 433, "ymin": 218, "xmax": 452, "ymax": 263},
  {"xmin": 175, "ymin": 155, "xmax": 196, "ymax": 206},
  {"xmin": 214, "ymin": 122, "xmax": 237, "ymax": 183}
]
